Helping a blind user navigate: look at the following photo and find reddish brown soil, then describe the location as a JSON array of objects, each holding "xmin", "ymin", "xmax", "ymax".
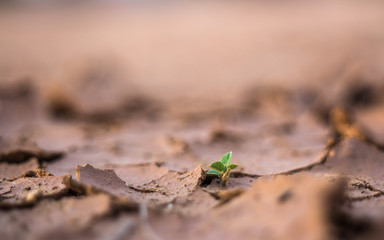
[{"xmin": 2, "ymin": 1, "xmax": 384, "ymax": 240}]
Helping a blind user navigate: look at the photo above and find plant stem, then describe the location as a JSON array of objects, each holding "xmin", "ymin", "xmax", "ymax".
[{"xmin": 221, "ymin": 168, "xmax": 231, "ymax": 186}]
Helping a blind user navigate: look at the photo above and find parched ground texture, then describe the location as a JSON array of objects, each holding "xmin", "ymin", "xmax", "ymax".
[{"xmin": 2, "ymin": 1, "xmax": 384, "ymax": 240}]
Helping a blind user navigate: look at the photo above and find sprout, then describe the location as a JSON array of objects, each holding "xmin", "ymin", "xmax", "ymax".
[{"xmin": 206, "ymin": 151, "xmax": 238, "ymax": 186}]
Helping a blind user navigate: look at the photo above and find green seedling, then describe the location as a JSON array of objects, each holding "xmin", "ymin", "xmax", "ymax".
[{"xmin": 206, "ymin": 151, "xmax": 238, "ymax": 186}]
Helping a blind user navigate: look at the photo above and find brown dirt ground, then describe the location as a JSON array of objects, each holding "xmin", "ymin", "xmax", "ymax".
[{"xmin": 2, "ymin": 1, "xmax": 384, "ymax": 240}]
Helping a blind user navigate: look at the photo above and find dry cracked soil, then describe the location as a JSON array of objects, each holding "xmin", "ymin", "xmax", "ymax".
[
  {"xmin": 2, "ymin": 76, "xmax": 384, "ymax": 240},
  {"xmin": 2, "ymin": 2, "xmax": 384, "ymax": 240}
]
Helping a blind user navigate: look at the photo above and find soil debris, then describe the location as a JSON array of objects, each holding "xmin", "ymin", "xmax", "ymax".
[
  {"xmin": 71, "ymin": 164, "xmax": 205, "ymax": 206},
  {"xmin": 0, "ymin": 146, "xmax": 63, "ymax": 164},
  {"xmin": 0, "ymin": 158, "xmax": 39, "ymax": 180},
  {"xmin": 0, "ymin": 175, "xmax": 68, "ymax": 207}
]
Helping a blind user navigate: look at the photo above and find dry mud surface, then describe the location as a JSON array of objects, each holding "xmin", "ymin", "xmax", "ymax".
[
  {"xmin": 2, "ymin": 1, "xmax": 384, "ymax": 240},
  {"xmin": 2, "ymin": 78, "xmax": 384, "ymax": 240}
]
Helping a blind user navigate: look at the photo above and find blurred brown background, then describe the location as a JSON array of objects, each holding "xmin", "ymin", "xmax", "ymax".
[{"xmin": 1, "ymin": 0, "xmax": 384, "ymax": 102}]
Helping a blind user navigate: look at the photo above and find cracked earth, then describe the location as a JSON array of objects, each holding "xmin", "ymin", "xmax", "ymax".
[
  {"xmin": 2, "ymin": 2, "xmax": 384, "ymax": 240},
  {"xmin": 2, "ymin": 77, "xmax": 384, "ymax": 240}
]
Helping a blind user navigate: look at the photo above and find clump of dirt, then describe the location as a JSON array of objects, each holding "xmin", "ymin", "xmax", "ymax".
[
  {"xmin": 0, "ymin": 158, "xmax": 39, "ymax": 180},
  {"xmin": 0, "ymin": 137, "xmax": 63, "ymax": 164},
  {"xmin": 68, "ymin": 164, "xmax": 205, "ymax": 206},
  {"xmin": 0, "ymin": 175, "xmax": 69, "ymax": 207}
]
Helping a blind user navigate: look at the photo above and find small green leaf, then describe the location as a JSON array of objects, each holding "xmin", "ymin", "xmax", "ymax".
[
  {"xmin": 220, "ymin": 151, "xmax": 232, "ymax": 166},
  {"xmin": 206, "ymin": 169, "xmax": 220, "ymax": 175},
  {"xmin": 210, "ymin": 161, "xmax": 226, "ymax": 172},
  {"xmin": 229, "ymin": 164, "xmax": 238, "ymax": 169},
  {"xmin": 209, "ymin": 161, "xmax": 226, "ymax": 173}
]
